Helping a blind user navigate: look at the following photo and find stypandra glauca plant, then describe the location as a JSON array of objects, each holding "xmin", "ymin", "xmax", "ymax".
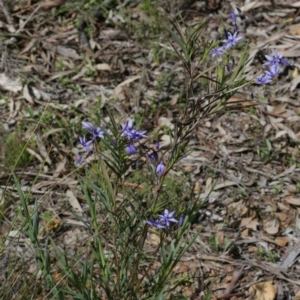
[{"xmin": 11, "ymin": 9, "xmax": 288, "ymax": 300}]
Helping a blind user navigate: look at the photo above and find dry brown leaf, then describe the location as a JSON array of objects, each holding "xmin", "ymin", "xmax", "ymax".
[
  {"xmin": 276, "ymin": 125, "xmax": 298, "ymax": 141},
  {"xmin": 49, "ymin": 70, "xmax": 76, "ymax": 82},
  {"xmin": 206, "ymin": 177, "xmax": 212, "ymax": 190},
  {"xmin": 26, "ymin": 147, "xmax": 45, "ymax": 164},
  {"xmin": 248, "ymin": 246, "xmax": 257, "ymax": 253},
  {"xmin": 21, "ymin": 38, "xmax": 37, "ymax": 54},
  {"xmin": 289, "ymin": 24, "xmax": 300, "ymax": 36},
  {"xmin": 227, "ymin": 96, "xmax": 254, "ymax": 107},
  {"xmin": 53, "ymin": 157, "xmax": 66, "ymax": 178},
  {"xmin": 0, "ymin": 73, "xmax": 22, "ymax": 93},
  {"xmin": 36, "ymin": 132, "xmax": 52, "ymax": 165},
  {"xmin": 293, "ymin": 68, "xmax": 299, "ymax": 78},
  {"xmin": 241, "ymin": 1, "xmax": 270, "ymax": 12},
  {"xmin": 276, "ymin": 212, "xmax": 287, "ymax": 222},
  {"xmin": 160, "ymin": 134, "xmax": 171, "ymax": 147},
  {"xmin": 261, "ymin": 234, "xmax": 275, "ymax": 244},
  {"xmin": 194, "ymin": 182, "xmax": 201, "ymax": 194},
  {"xmin": 227, "ymin": 200, "xmax": 244, "ymax": 216},
  {"xmin": 52, "ymin": 271, "xmax": 64, "ymax": 283},
  {"xmin": 182, "ymin": 285, "xmax": 195, "ymax": 298},
  {"xmin": 263, "ymin": 219, "xmax": 279, "ymax": 235},
  {"xmin": 277, "ymin": 202, "xmax": 290, "ymax": 211},
  {"xmin": 275, "ymin": 236, "xmax": 289, "ymax": 247},
  {"xmin": 240, "ymin": 206, "xmax": 248, "ymax": 217},
  {"xmin": 272, "ymin": 104, "xmax": 286, "ymax": 115},
  {"xmin": 240, "ymin": 217, "xmax": 253, "ymax": 228},
  {"xmin": 42, "ymin": 42, "xmax": 81, "ymax": 59},
  {"xmin": 274, "ymin": 164, "xmax": 296, "ymax": 181},
  {"xmin": 216, "ymin": 231, "xmax": 224, "ymax": 245},
  {"xmin": 213, "ymin": 181, "xmax": 238, "ymax": 190},
  {"xmin": 241, "ymin": 228, "xmax": 249, "ymax": 237},
  {"xmin": 246, "ymin": 219, "xmax": 259, "ymax": 231},
  {"xmin": 290, "ymin": 76, "xmax": 300, "ymax": 92},
  {"xmin": 285, "ymin": 196, "xmax": 300, "ymax": 206},
  {"xmin": 216, "ymin": 122, "xmax": 226, "ymax": 136},
  {"xmin": 249, "ymin": 282, "xmax": 277, "ymax": 300},
  {"xmin": 66, "ymin": 190, "xmax": 83, "ymax": 213},
  {"xmin": 112, "ymin": 75, "xmax": 141, "ymax": 98},
  {"xmin": 294, "ymin": 291, "xmax": 300, "ymax": 300},
  {"xmin": 96, "ymin": 63, "xmax": 111, "ymax": 71},
  {"xmin": 262, "ymin": 196, "xmax": 277, "ymax": 212},
  {"xmin": 158, "ymin": 116, "xmax": 174, "ymax": 129},
  {"xmin": 41, "ymin": 0, "xmax": 65, "ymax": 8}
]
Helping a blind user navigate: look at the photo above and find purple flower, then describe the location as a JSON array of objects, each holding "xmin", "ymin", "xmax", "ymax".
[
  {"xmin": 132, "ymin": 130, "xmax": 147, "ymax": 141},
  {"xmin": 263, "ymin": 49, "xmax": 289, "ymax": 67},
  {"xmin": 149, "ymin": 151, "xmax": 158, "ymax": 163},
  {"xmin": 82, "ymin": 121, "xmax": 104, "ymax": 139},
  {"xmin": 255, "ymin": 73, "xmax": 272, "ymax": 85},
  {"xmin": 75, "ymin": 156, "xmax": 87, "ymax": 164},
  {"xmin": 155, "ymin": 141, "xmax": 160, "ymax": 151},
  {"xmin": 265, "ymin": 64, "xmax": 280, "ymax": 78},
  {"xmin": 210, "ymin": 46, "xmax": 224, "ymax": 58},
  {"xmin": 178, "ymin": 214, "xmax": 185, "ymax": 227},
  {"xmin": 126, "ymin": 143, "xmax": 137, "ymax": 155},
  {"xmin": 156, "ymin": 162, "xmax": 165, "ymax": 175},
  {"xmin": 121, "ymin": 119, "xmax": 147, "ymax": 141},
  {"xmin": 223, "ymin": 31, "xmax": 243, "ymax": 49},
  {"xmin": 121, "ymin": 119, "xmax": 134, "ymax": 134},
  {"xmin": 230, "ymin": 11, "xmax": 237, "ymax": 24},
  {"xmin": 79, "ymin": 136, "xmax": 93, "ymax": 152},
  {"xmin": 159, "ymin": 209, "xmax": 178, "ymax": 228},
  {"xmin": 146, "ymin": 219, "xmax": 165, "ymax": 229}
]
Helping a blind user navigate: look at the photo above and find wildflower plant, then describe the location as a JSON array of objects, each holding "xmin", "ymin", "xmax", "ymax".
[
  {"xmin": 8, "ymin": 8, "xmax": 290, "ymax": 300},
  {"xmin": 255, "ymin": 49, "xmax": 289, "ymax": 85}
]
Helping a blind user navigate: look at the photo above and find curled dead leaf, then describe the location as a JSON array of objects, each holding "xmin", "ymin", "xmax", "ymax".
[
  {"xmin": 249, "ymin": 282, "xmax": 277, "ymax": 300},
  {"xmin": 275, "ymin": 236, "xmax": 289, "ymax": 247},
  {"xmin": 263, "ymin": 219, "xmax": 279, "ymax": 235}
]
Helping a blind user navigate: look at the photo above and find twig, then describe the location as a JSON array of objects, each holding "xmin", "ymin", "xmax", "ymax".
[
  {"xmin": 218, "ymin": 267, "xmax": 244, "ymax": 299},
  {"xmin": 0, "ymin": 0, "xmax": 15, "ymax": 29},
  {"xmin": 15, "ymin": 3, "xmax": 42, "ymax": 34},
  {"xmin": 243, "ymin": 256, "xmax": 300, "ymax": 286},
  {"xmin": 4, "ymin": 2, "xmax": 42, "ymax": 45},
  {"xmin": 261, "ymin": 109, "xmax": 286, "ymax": 118},
  {"xmin": 218, "ymin": 292, "xmax": 244, "ymax": 299}
]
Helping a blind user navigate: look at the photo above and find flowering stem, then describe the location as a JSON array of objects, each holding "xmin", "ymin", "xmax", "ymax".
[
  {"xmin": 150, "ymin": 171, "xmax": 167, "ymax": 213},
  {"xmin": 99, "ymin": 155, "xmax": 115, "ymax": 210},
  {"xmin": 132, "ymin": 174, "xmax": 168, "ymax": 291},
  {"xmin": 134, "ymin": 230, "xmax": 165, "ymax": 292}
]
